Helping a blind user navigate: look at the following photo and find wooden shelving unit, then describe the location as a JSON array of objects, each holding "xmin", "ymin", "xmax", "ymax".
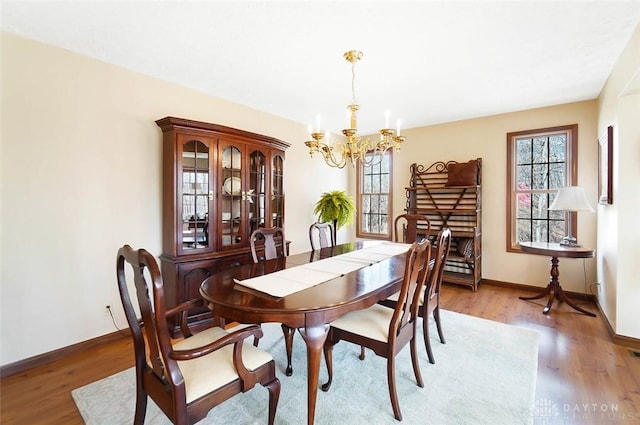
[{"xmin": 405, "ymin": 159, "xmax": 482, "ymax": 291}]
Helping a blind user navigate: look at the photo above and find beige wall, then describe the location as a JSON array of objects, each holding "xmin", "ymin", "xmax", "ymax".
[
  {"xmin": 384, "ymin": 101, "xmax": 599, "ymax": 295},
  {"xmin": 2, "ymin": 26, "xmax": 637, "ymax": 366},
  {"xmin": 0, "ymin": 32, "xmax": 348, "ymax": 366},
  {"xmin": 597, "ymin": 23, "xmax": 640, "ymax": 339}
]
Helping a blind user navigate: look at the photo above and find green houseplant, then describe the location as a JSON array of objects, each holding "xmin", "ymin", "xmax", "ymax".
[{"xmin": 313, "ymin": 190, "xmax": 356, "ymax": 243}]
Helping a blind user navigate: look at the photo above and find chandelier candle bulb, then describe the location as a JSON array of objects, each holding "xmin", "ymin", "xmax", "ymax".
[
  {"xmin": 350, "ymin": 106, "xmax": 357, "ymax": 129},
  {"xmin": 396, "ymin": 119, "xmax": 401, "ymax": 137}
]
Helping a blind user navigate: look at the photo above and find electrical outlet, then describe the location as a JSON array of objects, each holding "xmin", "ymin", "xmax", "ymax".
[{"xmin": 104, "ymin": 304, "xmax": 112, "ymax": 317}]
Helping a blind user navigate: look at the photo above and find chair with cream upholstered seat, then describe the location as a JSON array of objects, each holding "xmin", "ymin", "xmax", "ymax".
[
  {"xmin": 419, "ymin": 227, "xmax": 452, "ymax": 363},
  {"xmin": 355, "ymin": 215, "xmax": 431, "ymax": 363},
  {"xmin": 321, "ymin": 239, "xmax": 432, "ymax": 421},
  {"xmin": 116, "ymin": 244, "xmax": 280, "ymax": 425},
  {"xmin": 382, "ymin": 227, "xmax": 452, "ymax": 364}
]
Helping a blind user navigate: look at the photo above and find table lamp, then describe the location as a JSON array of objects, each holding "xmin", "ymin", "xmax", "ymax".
[{"xmin": 548, "ymin": 186, "xmax": 594, "ymax": 247}]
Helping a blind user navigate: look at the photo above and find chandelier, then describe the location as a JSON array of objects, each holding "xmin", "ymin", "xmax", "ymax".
[{"xmin": 305, "ymin": 50, "xmax": 405, "ymax": 168}]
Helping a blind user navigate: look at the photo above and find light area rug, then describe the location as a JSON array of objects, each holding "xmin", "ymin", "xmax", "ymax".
[{"xmin": 72, "ymin": 310, "xmax": 538, "ymax": 425}]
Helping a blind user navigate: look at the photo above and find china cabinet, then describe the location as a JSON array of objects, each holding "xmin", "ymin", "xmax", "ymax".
[{"xmin": 156, "ymin": 116, "xmax": 289, "ymax": 335}]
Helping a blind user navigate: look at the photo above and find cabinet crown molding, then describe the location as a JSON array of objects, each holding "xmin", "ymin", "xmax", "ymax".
[{"xmin": 156, "ymin": 116, "xmax": 291, "ymax": 151}]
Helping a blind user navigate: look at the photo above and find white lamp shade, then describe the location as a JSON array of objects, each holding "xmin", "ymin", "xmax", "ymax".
[{"xmin": 548, "ymin": 186, "xmax": 595, "ymax": 212}]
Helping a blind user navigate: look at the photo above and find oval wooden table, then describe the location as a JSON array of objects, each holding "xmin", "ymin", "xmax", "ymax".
[
  {"xmin": 518, "ymin": 241, "xmax": 595, "ymax": 316},
  {"xmin": 200, "ymin": 241, "xmax": 409, "ymax": 425}
]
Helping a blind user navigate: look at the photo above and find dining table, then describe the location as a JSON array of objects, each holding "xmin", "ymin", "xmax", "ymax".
[{"xmin": 199, "ymin": 240, "xmax": 412, "ymax": 425}]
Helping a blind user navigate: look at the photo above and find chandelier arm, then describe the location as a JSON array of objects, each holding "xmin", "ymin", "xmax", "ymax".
[{"xmin": 323, "ymin": 146, "xmax": 347, "ymax": 168}]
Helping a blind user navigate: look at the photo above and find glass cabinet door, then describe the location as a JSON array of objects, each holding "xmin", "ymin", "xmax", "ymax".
[
  {"xmin": 179, "ymin": 137, "xmax": 212, "ymax": 254},
  {"xmin": 272, "ymin": 154, "xmax": 284, "ymax": 227},
  {"xmin": 249, "ymin": 149, "xmax": 267, "ymax": 234},
  {"xmin": 220, "ymin": 144, "xmax": 244, "ymax": 248}
]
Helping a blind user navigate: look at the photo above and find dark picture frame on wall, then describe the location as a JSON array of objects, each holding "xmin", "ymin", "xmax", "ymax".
[{"xmin": 598, "ymin": 125, "xmax": 613, "ymax": 205}]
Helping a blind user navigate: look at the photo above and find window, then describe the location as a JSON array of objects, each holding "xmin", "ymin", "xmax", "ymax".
[
  {"xmin": 356, "ymin": 150, "xmax": 393, "ymax": 239},
  {"xmin": 506, "ymin": 125, "xmax": 577, "ymax": 252}
]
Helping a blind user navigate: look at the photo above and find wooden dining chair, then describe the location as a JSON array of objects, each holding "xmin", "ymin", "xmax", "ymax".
[
  {"xmin": 249, "ymin": 227, "xmax": 296, "ymax": 376},
  {"xmin": 417, "ymin": 227, "xmax": 451, "ymax": 363},
  {"xmin": 382, "ymin": 227, "xmax": 452, "ymax": 364},
  {"xmin": 250, "ymin": 227, "xmax": 288, "ymax": 263},
  {"xmin": 309, "ymin": 221, "xmax": 335, "ymax": 250},
  {"xmin": 393, "ymin": 213, "xmax": 432, "ymax": 243},
  {"xmin": 321, "ymin": 239, "xmax": 432, "ymax": 421},
  {"xmin": 116, "ymin": 245, "xmax": 280, "ymax": 425}
]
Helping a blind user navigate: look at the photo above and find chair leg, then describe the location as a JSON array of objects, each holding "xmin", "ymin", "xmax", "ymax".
[
  {"xmin": 433, "ymin": 305, "xmax": 446, "ymax": 344},
  {"xmin": 133, "ymin": 373, "xmax": 147, "ymax": 425},
  {"xmin": 423, "ymin": 314, "xmax": 435, "ymax": 364},
  {"xmin": 321, "ymin": 338, "xmax": 335, "ymax": 392},
  {"xmin": 386, "ymin": 356, "xmax": 402, "ymax": 421},
  {"xmin": 265, "ymin": 377, "xmax": 281, "ymax": 425},
  {"xmin": 359, "ymin": 345, "xmax": 366, "ymax": 360},
  {"xmin": 410, "ymin": 335, "xmax": 424, "ymax": 388},
  {"xmin": 281, "ymin": 324, "xmax": 295, "ymax": 376}
]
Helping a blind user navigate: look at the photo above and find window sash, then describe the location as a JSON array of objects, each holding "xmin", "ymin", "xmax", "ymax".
[
  {"xmin": 357, "ymin": 150, "xmax": 393, "ymax": 239},
  {"xmin": 506, "ymin": 125, "xmax": 578, "ymax": 252}
]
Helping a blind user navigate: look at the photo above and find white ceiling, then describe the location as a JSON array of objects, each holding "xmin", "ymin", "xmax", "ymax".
[{"xmin": 2, "ymin": 1, "xmax": 640, "ymax": 135}]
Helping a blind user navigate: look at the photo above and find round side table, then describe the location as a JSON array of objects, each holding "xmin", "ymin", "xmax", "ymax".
[{"xmin": 519, "ymin": 241, "xmax": 595, "ymax": 317}]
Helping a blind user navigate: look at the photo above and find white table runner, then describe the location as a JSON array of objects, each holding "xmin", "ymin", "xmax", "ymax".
[
  {"xmin": 357, "ymin": 242, "xmax": 414, "ymax": 256},
  {"xmin": 234, "ymin": 242, "xmax": 411, "ymax": 298}
]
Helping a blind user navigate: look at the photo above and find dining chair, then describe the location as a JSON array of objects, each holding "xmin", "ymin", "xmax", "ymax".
[
  {"xmin": 250, "ymin": 227, "xmax": 288, "ymax": 263},
  {"xmin": 309, "ymin": 221, "xmax": 335, "ymax": 250},
  {"xmin": 321, "ymin": 239, "xmax": 432, "ymax": 421},
  {"xmin": 249, "ymin": 227, "xmax": 296, "ymax": 376},
  {"xmin": 417, "ymin": 227, "xmax": 451, "ymax": 363},
  {"xmin": 393, "ymin": 213, "xmax": 432, "ymax": 243},
  {"xmin": 116, "ymin": 245, "xmax": 280, "ymax": 425},
  {"xmin": 382, "ymin": 227, "xmax": 452, "ymax": 364}
]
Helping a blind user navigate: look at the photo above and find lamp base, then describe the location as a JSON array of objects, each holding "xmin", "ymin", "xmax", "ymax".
[{"xmin": 559, "ymin": 235, "xmax": 581, "ymax": 247}]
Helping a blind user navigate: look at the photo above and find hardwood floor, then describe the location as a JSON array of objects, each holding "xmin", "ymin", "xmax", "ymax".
[{"xmin": 2, "ymin": 283, "xmax": 639, "ymax": 424}]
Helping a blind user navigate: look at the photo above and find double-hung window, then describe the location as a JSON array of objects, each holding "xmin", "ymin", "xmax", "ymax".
[
  {"xmin": 356, "ymin": 150, "xmax": 393, "ymax": 240},
  {"xmin": 506, "ymin": 124, "xmax": 578, "ymax": 252}
]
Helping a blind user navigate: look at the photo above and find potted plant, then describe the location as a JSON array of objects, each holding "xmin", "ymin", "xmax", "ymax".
[{"xmin": 313, "ymin": 190, "xmax": 356, "ymax": 243}]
